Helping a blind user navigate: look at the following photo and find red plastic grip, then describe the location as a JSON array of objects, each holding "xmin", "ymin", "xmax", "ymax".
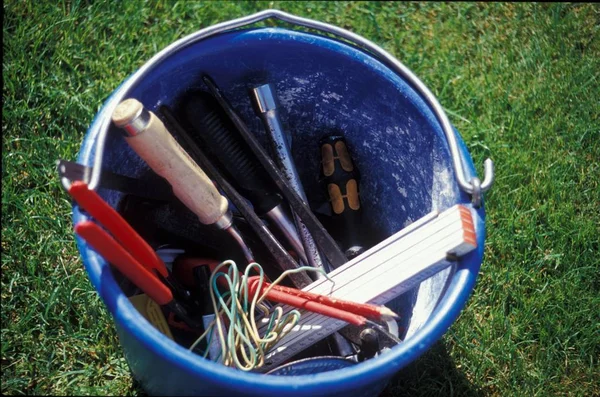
[
  {"xmin": 69, "ymin": 181, "xmax": 168, "ymax": 277},
  {"xmin": 75, "ymin": 221, "xmax": 173, "ymax": 306}
]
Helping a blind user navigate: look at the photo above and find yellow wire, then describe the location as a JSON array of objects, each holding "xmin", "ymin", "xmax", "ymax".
[{"xmin": 188, "ymin": 260, "xmax": 331, "ymax": 371}]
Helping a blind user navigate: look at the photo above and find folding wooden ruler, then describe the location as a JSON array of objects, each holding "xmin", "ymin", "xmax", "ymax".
[{"xmin": 258, "ymin": 204, "xmax": 477, "ymax": 371}]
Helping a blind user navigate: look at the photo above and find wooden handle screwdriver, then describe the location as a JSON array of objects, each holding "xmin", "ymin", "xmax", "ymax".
[{"xmin": 111, "ymin": 98, "xmax": 253, "ymax": 263}]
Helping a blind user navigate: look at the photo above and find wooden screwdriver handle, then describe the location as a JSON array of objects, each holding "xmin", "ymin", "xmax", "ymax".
[{"xmin": 112, "ymin": 99, "xmax": 229, "ymax": 227}]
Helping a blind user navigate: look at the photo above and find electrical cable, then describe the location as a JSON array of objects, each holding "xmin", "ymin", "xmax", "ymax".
[{"xmin": 188, "ymin": 260, "xmax": 331, "ymax": 371}]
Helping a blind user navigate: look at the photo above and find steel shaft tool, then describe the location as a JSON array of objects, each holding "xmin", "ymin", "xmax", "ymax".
[
  {"xmin": 179, "ymin": 91, "xmax": 309, "ymax": 267},
  {"xmin": 158, "ymin": 105, "xmax": 313, "ymax": 289},
  {"xmin": 251, "ymin": 83, "xmax": 327, "ymax": 273},
  {"xmin": 202, "ymin": 75, "xmax": 348, "ymax": 269}
]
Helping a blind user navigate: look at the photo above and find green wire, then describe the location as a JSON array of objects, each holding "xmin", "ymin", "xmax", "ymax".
[{"xmin": 188, "ymin": 260, "xmax": 334, "ymax": 371}]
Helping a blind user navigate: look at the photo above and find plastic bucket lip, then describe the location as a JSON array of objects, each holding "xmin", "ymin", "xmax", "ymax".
[{"xmin": 73, "ymin": 24, "xmax": 485, "ymax": 395}]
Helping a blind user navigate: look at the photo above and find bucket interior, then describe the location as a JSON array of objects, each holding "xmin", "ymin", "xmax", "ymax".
[{"xmin": 76, "ymin": 26, "xmax": 483, "ymax": 394}]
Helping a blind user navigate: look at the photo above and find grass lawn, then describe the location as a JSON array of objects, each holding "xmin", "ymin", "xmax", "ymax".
[{"xmin": 2, "ymin": 1, "xmax": 599, "ymax": 395}]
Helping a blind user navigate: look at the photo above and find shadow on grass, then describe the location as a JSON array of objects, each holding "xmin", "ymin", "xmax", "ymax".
[
  {"xmin": 381, "ymin": 341, "xmax": 484, "ymax": 397},
  {"xmin": 128, "ymin": 378, "xmax": 147, "ymax": 396}
]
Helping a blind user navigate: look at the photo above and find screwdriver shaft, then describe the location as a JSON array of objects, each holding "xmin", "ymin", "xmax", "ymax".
[
  {"xmin": 265, "ymin": 205, "xmax": 309, "ymax": 265},
  {"xmin": 225, "ymin": 225, "xmax": 254, "ymax": 264}
]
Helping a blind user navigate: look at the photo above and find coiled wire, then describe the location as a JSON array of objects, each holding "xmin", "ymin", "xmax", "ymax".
[{"xmin": 189, "ymin": 260, "xmax": 331, "ymax": 371}]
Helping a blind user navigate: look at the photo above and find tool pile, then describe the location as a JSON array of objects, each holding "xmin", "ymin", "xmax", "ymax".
[{"xmin": 58, "ymin": 74, "xmax": 477, "ymax": 374}]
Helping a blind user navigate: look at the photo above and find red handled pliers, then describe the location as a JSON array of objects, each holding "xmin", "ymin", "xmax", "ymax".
[{"xmin": 69, "ymin": 181, "xmax": 201, "ymax": 329}]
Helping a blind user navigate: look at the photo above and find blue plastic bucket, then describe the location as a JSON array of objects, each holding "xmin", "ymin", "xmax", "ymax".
[{"xmin": 73, "ymin": 10, "xmax": 487, "ymax": 397}]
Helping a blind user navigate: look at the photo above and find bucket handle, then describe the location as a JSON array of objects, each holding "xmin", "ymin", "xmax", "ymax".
[{"xmin": 83, "ymin": 9, "xmax": 494, "ymax": 207}]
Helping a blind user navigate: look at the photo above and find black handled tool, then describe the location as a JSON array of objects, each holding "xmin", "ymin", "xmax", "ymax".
[
  {"xmin": 179, "ymin": 91, "xmax": 310, "ymax": 266},
  {"xmin": 319, "ymin": 135, "xmax": 365, "ymax": 259},
  {"xmin": 179, "ymin": 91, "xmax": 281, "ymax": 215},
  {"xmin": 158, "ymin": 105, "xmax": 313, "ymax": 289},
  {"xmin": 202, "ymin": 75, "xmax": 348, "ymax": 269}
]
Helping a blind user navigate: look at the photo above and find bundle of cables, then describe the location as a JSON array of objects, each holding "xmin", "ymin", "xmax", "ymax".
[{"xmin": 189, "ymin": 260, "xmax": 331, "ymax": 371}]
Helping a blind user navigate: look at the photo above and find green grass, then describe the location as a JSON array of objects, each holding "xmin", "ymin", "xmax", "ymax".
[{"xmin": 2, "ymin": 1, "xmax": 599, "ymax": 395}]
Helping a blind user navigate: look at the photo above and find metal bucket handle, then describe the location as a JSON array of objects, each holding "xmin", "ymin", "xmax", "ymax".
[{"xmin": 82, "ymin": 9, "xmax": 494, "ymax": 207}]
